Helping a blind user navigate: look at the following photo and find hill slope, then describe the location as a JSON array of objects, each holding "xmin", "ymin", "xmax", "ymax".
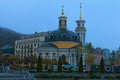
[{"xmin": 0, "ymin": 27, "xmax": 23, "ymax": 48}]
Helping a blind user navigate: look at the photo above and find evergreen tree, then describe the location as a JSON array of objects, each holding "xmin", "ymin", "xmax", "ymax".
[
  {"xmin": 110, "ymin": 50, "xmax": 116, "ymax": 65},
  {"xmin": 0, "ymin": 51, "xmax": 3, "ymax": 65},
  {"xmin": 79, "ymin": 55, "xmax": 83, "ymax": 72},
  {"xmin": 36, "ymin": 55, "xmax": 42, "ymax": 72},
  {"xmin": 100, "ymin": 57, "xmax": 104, "ymax": 73},
  {"xmin": 57, "ymin": 57, "xmax": 62, "ymax": 72}
]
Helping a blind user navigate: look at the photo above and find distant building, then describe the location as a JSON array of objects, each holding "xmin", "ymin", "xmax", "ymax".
[
  {"xmin": 94, "ymin": 47, "xmax": 111, "ymax": 65},
  {"xmin": 102, "ymin": 49, "xmax": 110, "ymax": 59},
  {"xmin": 92, "ymin": 48, "xmax": 103, "ymax": 65},
  {"xmin": 95, "ymin": 47, "xmax": 110, "ymax": 59}
]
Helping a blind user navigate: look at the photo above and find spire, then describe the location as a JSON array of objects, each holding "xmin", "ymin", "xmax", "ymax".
[
  {"xmin": 80, "ymin": 3, "xmax": 82, "ymax": 20},
  {"xmin": 59, "ymin": 6, "xmax": 67, "ymax": 30},
  {"xmin": 62, "ymin": 6, "xmax": 64, "ymax": 16}
]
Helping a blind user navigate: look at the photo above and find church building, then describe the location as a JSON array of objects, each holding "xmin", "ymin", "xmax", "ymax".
[
  {"xmin": 15, "ymin": 4, "xmax": 86, "ymax": 67},
  {"xmin": 36, "ymin": 5, "xmax": 86, "ymax": 66}
]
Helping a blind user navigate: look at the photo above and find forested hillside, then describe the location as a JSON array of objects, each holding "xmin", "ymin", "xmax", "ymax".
[{"xmin": 0, "ymin": 27, "xmax": 23, "ymax": 48}]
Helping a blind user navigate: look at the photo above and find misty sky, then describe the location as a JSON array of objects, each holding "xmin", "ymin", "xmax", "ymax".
[{"xmin": 0, "ymin": 0, "xmax": 120, "ymax": 51}]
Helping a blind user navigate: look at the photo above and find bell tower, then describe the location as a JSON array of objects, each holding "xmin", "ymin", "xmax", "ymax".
[
  {"xmin": 75, "ymin": 3, "xmax": 86, "ymax": 45},
  {"xmin": 58, "ymin": 6, "xmax": 67, "ymax": 30}
]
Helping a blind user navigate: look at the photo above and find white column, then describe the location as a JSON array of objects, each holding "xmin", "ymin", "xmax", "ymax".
[
  {"xmin": 69, "ymin": 53, "xmax": 72, "ymax": 65},
  {"xmin": 50, "ymin": 53, "xmax": 52, "ymax": 60},
  {"xmin": 82, "ymin": 53, "xmax": 85, "ymax": 65},
  {"xmin": 56, "ymin": 53, "xmax": 58, "ymax": 59},
  {"xmin": 74, "ymin": 53, "xmax": 76, "ymax": 65},
  {"xmin": 69, "ymin": 53, "xmax": 71, "ymax": 64},
  {"xmin": 36, "ymin": 53, "xmax": 39, "ymax": 59},
  {"xmin": 71, "ymin": 53, "xmax": 72, "ymax": 65},
  {"xmin": 43, "ymin": 53, "xmax": 44, "ymax": 58},
  {"xmin": 56, "ymin": 52, "xmax": 59, "ymax": 61}
]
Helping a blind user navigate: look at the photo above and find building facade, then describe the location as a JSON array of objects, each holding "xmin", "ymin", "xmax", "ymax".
[
  {"xmin": 15, "ymin": 5, "xmax": 86, "ymax": 66},
  {"xmin": 15, "ymin": 32, "xmax": 48, "ymax": 58}
]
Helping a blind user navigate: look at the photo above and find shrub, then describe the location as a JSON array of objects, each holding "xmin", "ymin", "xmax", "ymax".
[
  {"xmin": 89, "ymin": 70, "xmax": 94, "ymax": 76},
  {"xmin": 104, "ymin": 76, "xmax": 114, "ymax": 79},
  {"xmin": 89, "ymin": 75, "xmax": 100, "ymax": 79},
  {"xmin": 116, "ymin": 75, "xmax": 120, "ymax": 79}
]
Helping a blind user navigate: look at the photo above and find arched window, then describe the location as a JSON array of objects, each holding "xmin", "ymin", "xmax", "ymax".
[
  {"xmin": 73, "ymin": 35, "xmax": 77, "ymax": 40},
  {"xmin": 49, "ymin": 34, "xmax": 55, "ymax": 40},
  {"xmin": 59, "ymin": 20, "xmax": 61, "ymax": 26},
  {"xmin": 61, "ymin": 33, "xmax": 68, "ymax": 40}
]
